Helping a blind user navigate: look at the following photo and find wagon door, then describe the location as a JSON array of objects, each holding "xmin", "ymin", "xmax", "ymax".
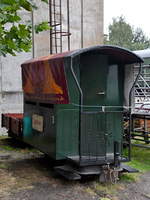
[
  {"xmin": 80, "ymin": 54, "xmax": 108, "ymax": 164},
  {"xmin": 105, "ymin": 64, "xmax": 124, "ymax": 159}
]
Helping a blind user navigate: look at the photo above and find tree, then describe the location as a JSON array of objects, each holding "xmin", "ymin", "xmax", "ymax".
[
  {"xmin": 0, "ymin": 0, "xmax": 50, "ymax": 56},
  {"xmin": 104, "ymin": 16, "xmax": 150, "ymax": 51}
]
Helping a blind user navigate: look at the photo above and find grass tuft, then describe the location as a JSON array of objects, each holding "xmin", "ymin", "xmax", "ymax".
[
  {"xmin": 130, "ymin": 146, "xmax": 150, "ymax": 172},
  {"xmin": 120, "ymin": 173, "xmax": 139, "ymax": 183},
  {"xmin": 121, "ymin": 144, "xmax": 150, "ymax": 182},
  {"xmin": 0, "ymin": 163, "xmax": 9, "ymax": 169},
  {"xmin": 0, "ymin": 136, "xmax": 38, "ymax": 153}
]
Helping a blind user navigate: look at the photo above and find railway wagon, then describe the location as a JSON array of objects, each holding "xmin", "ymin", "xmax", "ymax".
[{"xmin": 2, "ymin": 45, "xmax": 143, "ymax": 180}]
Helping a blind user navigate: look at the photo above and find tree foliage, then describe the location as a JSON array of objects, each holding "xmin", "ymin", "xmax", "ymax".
[
  {"xmin": 105, "ymin": 16, "xmax": 150, "ymax": 51},
  {"xmin": 0, "ymin": 0, "xmax": 50, "ymax": 56}
]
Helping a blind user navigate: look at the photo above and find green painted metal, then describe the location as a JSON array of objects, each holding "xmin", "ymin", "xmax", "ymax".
[
  {"xmin": 23, "ymin": 104, "xmax": 57, "ymax": 159},
  {"xmin": 55, "ymin": 57, "xmax": 80, "ymax": 159},
  {"xmin": 79, "ymin": 54, "xmax": 124, "ymax": 160},
  {"xmin": 80, "ymin": 54, "xmax": 108, "ymax": 106},
  {"xmin": 21, "ymin": 46, "xmax": 142, "ymax": 165}
]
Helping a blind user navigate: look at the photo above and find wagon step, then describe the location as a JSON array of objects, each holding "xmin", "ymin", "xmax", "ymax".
[
  {"xmin": 54, "ymin": 165, "xmax": 81, "ymax": 180},
  {"xmin": 54, "ymin": 164, "xmax": 102, "ymax": 180},
  {"xmin": 121, "ymin": 164, "xmax": 139, "ymax": 173},
  {"xmin": 55, "ymin": 164, "xmax": 138, "ymax": 181}
]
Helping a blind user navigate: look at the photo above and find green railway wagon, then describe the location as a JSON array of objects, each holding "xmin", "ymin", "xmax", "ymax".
[{"xmin": 2, "ymin": 45, "xmax": 143, "ymax": 180}]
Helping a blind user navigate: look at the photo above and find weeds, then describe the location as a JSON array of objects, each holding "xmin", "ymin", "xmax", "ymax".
[
  {"xmin": 0, "ymin": 163, "xmax": 9, "ymax": 169},
  {"xmin": 86, "ymin": 144, "xmax": 150, "ymax": 199},
  {"xmin": 0, "ymin": 136, "xmax": 38, "ymax": 153}
]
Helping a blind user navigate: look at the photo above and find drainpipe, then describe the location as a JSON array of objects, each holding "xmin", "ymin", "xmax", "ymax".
[
  {"xmin": 31, "ymin": 11, "xmax": 35, "ymax": 58},
  {"xmin": 81, "ymin": 0, "xmax": 83, "ymax": 48}
]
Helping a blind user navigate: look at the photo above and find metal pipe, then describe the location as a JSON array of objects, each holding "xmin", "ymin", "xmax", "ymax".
[
  {"xmin": 49, "ymin": 0, "xmax": 53, "ymax": 54},
  {"xmin": 67, "ymin": 0, "xmax": 70, "ymax": 51},
  {"xmin": 70, "ymin": 57, "xmax": 83, "ymax": 161},
  {"xmin": 53, "ymin": 0, "xmax": 57, "ymax": 53},
  {"xmin": 31, "ymin": 11, "xmax": 35, "ymax": 58},
  {"xmin": 60, "ymin": 0, "xmax": 62, "ymax": 52},
  {"xmin": 81, "ymin": 0, "xmax": 83, "ymax": 48},
  {"xmin": 0, "ymin": 56, "xmax": 3, "ymax": 94},
  {"xmin": 132, "ymin": 143, "xmax": 150, "ymax": 149},
  {"xmin": 70, "ymin": 57, "xmax": 83, "ymax": 111}
]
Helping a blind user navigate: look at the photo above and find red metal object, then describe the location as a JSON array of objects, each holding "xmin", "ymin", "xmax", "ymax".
[{"xmin": 3, "ymin": 113, "xmax": 23, "ymax": 119}]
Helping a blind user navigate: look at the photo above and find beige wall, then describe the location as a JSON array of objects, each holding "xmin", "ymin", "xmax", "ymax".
[
  {"xmin": 34, "ymin": 0, "xmax": 104, "ymax": 56},
  {"xmin": 33, "ymin": 0, "xmax": 50, "ymax": 57},
  {"xmin": 83, "ymin": 0, "xmax": 104, "ymax": 47},
  {"xmin": 62, "ymin": 0, "xmax": 104, "ymax": 51}
]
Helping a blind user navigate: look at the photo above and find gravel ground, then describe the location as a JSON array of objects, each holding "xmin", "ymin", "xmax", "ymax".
[
  {"xmin": 0, "ymin": 154, "xmax": 100, "ymax": 200},
  {"xmin": 117, "ymin": 172, "xmax": 150, "ymax": 200},
  {"xmin": 0, "ymin": 138, "xmax": 150, "ymax": 200}
]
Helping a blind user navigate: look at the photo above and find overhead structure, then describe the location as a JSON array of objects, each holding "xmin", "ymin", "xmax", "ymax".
[
  {"xmin": 130, "ymin": 49, "xmax": 150, "ymax": 147},
  {"xmin": 49, "ymin": 0, "xmax": 71, "ymax": 54},
  {"xmin": 48, "ymin": 0, "xmax": 104, "ymax": 54},
  {"xmin": 134, "ymin": 49, "xmax": 150, "ymax": 104}
]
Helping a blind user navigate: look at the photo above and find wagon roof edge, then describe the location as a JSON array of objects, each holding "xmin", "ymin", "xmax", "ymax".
[
  {"xmin": 21, "ymin": 45, "xmax": 144, "ymax": 66},
  {"xmin": 67, "ymin": 45, "xmax": 144, "ymax": 64}
]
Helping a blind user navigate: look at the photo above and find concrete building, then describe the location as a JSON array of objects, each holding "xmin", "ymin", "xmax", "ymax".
[{"xmin": 0, "ymin": 0, "xmax": 104, "ymax": 133}]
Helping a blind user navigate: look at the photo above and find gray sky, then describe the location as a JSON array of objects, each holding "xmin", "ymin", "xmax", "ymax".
[{"xmin": 104, "ymin": 0, "xmax": 150, "ymax": 37}]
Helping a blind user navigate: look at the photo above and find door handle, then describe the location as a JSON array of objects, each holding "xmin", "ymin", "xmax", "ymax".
[
  {"xmin": 51, "ymin": 116, "xmax": 55, "ymax": 124},
  {"xmin": 97, "ymin": 92, "xmax": 105, "ymax": 95}
]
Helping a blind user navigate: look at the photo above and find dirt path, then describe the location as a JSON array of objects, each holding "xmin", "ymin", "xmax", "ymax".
[
  {"xmin": 117, "ymin": 172, "xmax": 150, "ymax": 200},
  {"xmin": 0, "ymin": 153, "xmax": 100, "ymax": 200},
  {"xmin": 0, "ymin": 137, "xmax": 150, "ymax": 200}
]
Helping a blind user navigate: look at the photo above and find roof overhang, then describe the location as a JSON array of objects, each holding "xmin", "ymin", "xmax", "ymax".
[{"xmin": 68, "ymin": 45, "xmax": 144, "ymax": 65}]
